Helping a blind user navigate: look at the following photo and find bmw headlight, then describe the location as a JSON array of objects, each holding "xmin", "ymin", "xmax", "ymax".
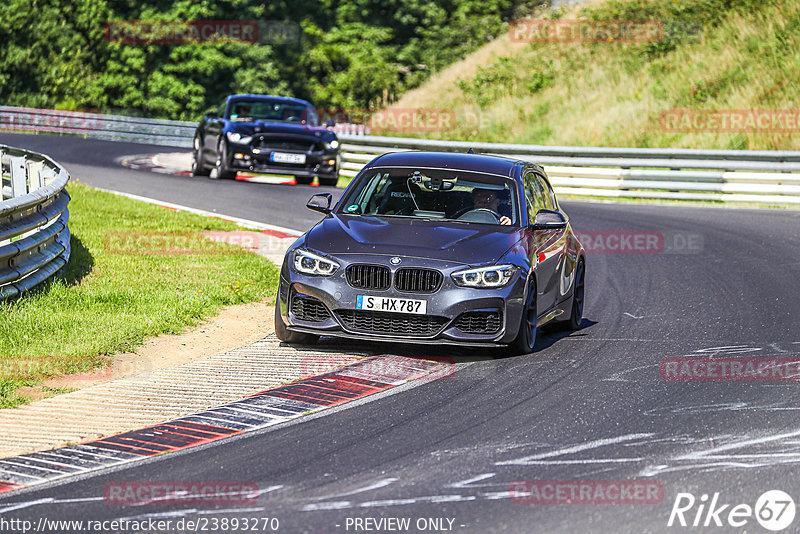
[
  {"xmin": 324, "ymin": 139, "xmax": 339, "ymax": 151},
  {"xmin": 226, "ymin": 131, "xmax": 253, "ymax": 144},
  {"xmin": 452, "ymin": 264, "xmax": 516, "ymax": 288},
  {"xmin": 293, "ymin": 249, "xmax": 339, "ymax": 276}
]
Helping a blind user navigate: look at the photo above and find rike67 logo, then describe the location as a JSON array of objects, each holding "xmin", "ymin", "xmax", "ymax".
[{"xmin": 668, "ymin": 490, "xmax": 796, "ymax": 531}]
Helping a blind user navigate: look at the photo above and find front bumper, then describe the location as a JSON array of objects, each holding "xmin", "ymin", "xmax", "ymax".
[
  {"xmin": 226, "ymin": 142, "xmax": 339, "ymax": 178},
  {"xmin": 278, "ymin": 253, "xmax": 528, "ymax": 346}
]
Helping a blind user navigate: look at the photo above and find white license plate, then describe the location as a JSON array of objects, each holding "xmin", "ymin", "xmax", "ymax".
[
  {"xmin": 270, "ymin": 152, "xmax": 306, "ymax": 164},
  {"xmin": 356, "ymin": 295, "xmax": 427, "ymax": 314}
]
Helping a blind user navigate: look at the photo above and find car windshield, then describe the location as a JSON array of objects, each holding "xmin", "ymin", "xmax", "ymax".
[
  {"xmin": 227, "ymin": 100, "xmax": 319, "ymax": 126},
  {"xmin": 338, "ymin": 167, "xmax": 518, "ymax": 225}
]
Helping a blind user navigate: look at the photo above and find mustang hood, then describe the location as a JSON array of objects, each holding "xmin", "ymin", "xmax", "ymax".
[
  {"xmin": 305, "ymin": 214, "xmax": 523, "ymax": 265},
  {"xmin": 230, "ymin": 121, "xmax": 329, "ymax": 137}
]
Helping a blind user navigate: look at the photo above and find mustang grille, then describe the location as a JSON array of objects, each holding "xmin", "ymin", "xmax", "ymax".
[
  {"xmin": 347, "ymin": 264, "xmax": 391, "ymax": 290},
  {"xmin": 454, "ymin": 311, "xmax": 502, "ymax": 334},
  {"xmin": 336, "ymin": 310, "xmax": 448, "ymax": 337},
  {"xmin": 394, "ymin": 268, "xmax": 442, "ymax": 293},
  {"xmin": 258, "ymin": 140, "xmax": 315, "ymax": 152},
  {"xmin": 290, "ymin": 294, "xmax": 330, "ymax": 322}
]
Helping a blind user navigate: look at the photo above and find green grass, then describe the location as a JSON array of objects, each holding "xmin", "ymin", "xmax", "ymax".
[
  {"xmin": 377, "ymin": 0, "xmax": 800, "ymax": 151},
  {"xmin": 0, "ymin": 182, "xmax": 279, "ymax": 408}
]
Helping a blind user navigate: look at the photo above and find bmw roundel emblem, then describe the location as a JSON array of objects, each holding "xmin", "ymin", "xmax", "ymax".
[{"xmin": 390, "ymin": 257, "xmax": 402, "ymax": 265}]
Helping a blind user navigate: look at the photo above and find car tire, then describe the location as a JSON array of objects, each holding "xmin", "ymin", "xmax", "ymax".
[
  {"xmin": 553, "ymin": 259, "xmax": 585, "ymax": 331},
  {"xmin": 294, "ymin": 176, "xmax": 314, "ymax": 185},
  {"xmin": 213, "ymin": 139, "xmax": 238, "ymax": 180},
  {"xmin": 274, "ymin": 293, "xmax": 319, "ymax": 345},
  {"xmin": 318, "ymin": 175, "xmax": 339, "ymax": 187},
  {"xmin": 510, "ymin": 280, "xmax": 537, "ymax": 355},
  {"xmin": 191, "ymin": 136, "xmax": 211, "ymax": 176}
]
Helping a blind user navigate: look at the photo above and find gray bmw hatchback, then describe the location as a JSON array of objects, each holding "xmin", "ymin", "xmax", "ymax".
[{"xmin": 275, "ymin": 151, "xmax": 585, "ymax": 355}]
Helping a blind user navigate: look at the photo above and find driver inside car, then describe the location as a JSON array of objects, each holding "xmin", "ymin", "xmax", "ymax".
[{"xmin": 471, "ymin": 188, "xmax": 511, "ymax": 225}]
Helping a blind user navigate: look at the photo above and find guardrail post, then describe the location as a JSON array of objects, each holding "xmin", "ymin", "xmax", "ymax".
[
  {"xmin": 0, "ymin": 148, "xmax": 5, "ymax": 200},
  {"xmin": 40, "ymin": 167, "xmax": 56, "ymax": 187},
  {"xmin": 27, "ymin": 161, "xmax": 44, "ymax": 191},
  {"xmin": 9, "ymin": 156, "xmax": 27, "ymax": 197}
]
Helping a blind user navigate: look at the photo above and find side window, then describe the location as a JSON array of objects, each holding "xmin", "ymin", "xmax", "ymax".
[
  {"xmin": 305, "ymin": 107, "xmax": 319, "ymax": 126},
  {"xmin": 535, "ymin": 173, "xmax": 555, "ymax": 211},
  {"xmin": 522, "ymin": 171, "xmax": 543, "ymax": 223}
]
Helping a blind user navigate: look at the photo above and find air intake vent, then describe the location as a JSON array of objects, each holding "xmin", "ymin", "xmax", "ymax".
[
  {"xmin": 454, "ymin": 311, "xmax": 502, "ymax": 334},
  {"xmin": 336, "ymin": 310, "xmax": 448, "ymax": 337},
  {"xmin": 290, "ymin": 293, "xmax": 331, "ymax": 322}
]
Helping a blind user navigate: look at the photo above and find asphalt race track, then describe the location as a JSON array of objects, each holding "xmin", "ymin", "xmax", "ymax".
[
  {"xmin": 0, "ymin": 133, "xmax": 335, "ymax": 231},
  {"xmin": 2, "ymin": 132, "xmax": 800, "ymax": 533}
]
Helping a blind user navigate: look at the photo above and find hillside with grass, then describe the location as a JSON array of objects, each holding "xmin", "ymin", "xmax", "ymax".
[{"xmin": 383, "ymin": 0, "xmax": 800, "ymax": 150}]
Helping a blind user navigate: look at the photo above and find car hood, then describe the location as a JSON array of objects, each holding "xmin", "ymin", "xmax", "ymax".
[
  {"xmin": 229, "ymin": 121, "xmax": 330, "ymax": 138},
  {"xmin": 305, "ymin": 214, "xmax": 523, "ymax": 265}
]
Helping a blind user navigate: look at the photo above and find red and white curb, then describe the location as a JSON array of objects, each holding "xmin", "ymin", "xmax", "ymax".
[
  {"xmin": 119, "ymin": 153, "xmax": 312, "ymax": 186},
  {"xmin": 0, "ymin": 354, "xmax": 452, "ymax": 496}
]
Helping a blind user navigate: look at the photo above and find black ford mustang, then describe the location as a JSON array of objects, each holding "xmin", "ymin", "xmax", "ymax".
[
  {"xmin": 275, "ymin": 151, "xmax": 586, "ymax": 355},
  {"xmin": 192, "ymin": 94, "xmax": 340, "ymax": 185}
]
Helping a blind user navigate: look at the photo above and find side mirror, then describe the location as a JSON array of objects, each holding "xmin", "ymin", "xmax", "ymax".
[
  {"xmin": 205, "ymin": 111, "xmax": 220, "ymax": 119},
  {"xmin": 324, "ymin": 119, "xmax": 336, "ymax": 128},
  {"xmin": 532, "ymin": 209, "xmax": 567, "ymax": 229},
  {"xmin": 307, "ymin": 193, "xmax": 333, "ymax": 214}
]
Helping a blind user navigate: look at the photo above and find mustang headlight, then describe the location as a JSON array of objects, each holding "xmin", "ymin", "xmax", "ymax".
[
  {"xmin": 226, "ymin": 131, "xmax": 253, "ymax": 144},
  {"xmin": 452, "ymin": 264, "xmax": 516, "ymax": 288},
  {"xmin": 324, "ymin": 139, "xmax": 339, "ymax": 150},
  {"xmin": 293, "ymin": 249, "xmax": 339, "ymax": 276}
]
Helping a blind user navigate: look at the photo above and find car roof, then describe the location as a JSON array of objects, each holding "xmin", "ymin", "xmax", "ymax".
[
  {"xmin": 365, "ymin": 151, "xmax": 535, "ymax": 178},
  {"xmin": 227, "ymin": 94, "xmax": 313, "ymax": 107}
]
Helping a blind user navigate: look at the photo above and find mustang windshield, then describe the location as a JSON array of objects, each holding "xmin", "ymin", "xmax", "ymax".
[
  {"xmin": 339, "ymin": 168, "xmax": 518, "ymax": 225},
  {"xmin": 228, "ymin": 100, "xmax": 319, "ymax": 126}
]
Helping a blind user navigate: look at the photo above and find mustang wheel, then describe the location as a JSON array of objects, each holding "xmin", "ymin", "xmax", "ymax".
[
  {"xmin": 213, "ymin": 139, "xmax": 237, "ymax": 180},
  {"xmin": 511, "ymin": 281, "xmax": 537, "ymax": 355},
  {"xmin": 191, "ymin": 136, "xmax": 211, "ymax": 176},
  {"xmin": 274, "ymin": 293, "xmax": 319, "ymax": 345}
]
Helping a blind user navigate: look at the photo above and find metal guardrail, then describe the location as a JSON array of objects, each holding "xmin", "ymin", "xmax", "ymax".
[
  {"xmin": 339, "ymin": 135, "xmax": 800, "ymax": 205},
  {"xmin": 0, "ymin": 145, "xmax": 71, "ymax": 299},
  {"xmin": 0, "ymin": 105, "xmax": 366, "ymax": 147},
  {"xmin": 3, "ymin": 105, "xmax": 800, "ymax": 204},
  {"xmin": 0, "ymin": 106, "xmax": 196, "ymax": 148}
]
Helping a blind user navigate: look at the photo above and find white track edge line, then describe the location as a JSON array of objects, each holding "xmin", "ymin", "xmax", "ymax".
[{"xmin": 91, "ymin": 186, "xmax": 304, "ymax": 236}]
